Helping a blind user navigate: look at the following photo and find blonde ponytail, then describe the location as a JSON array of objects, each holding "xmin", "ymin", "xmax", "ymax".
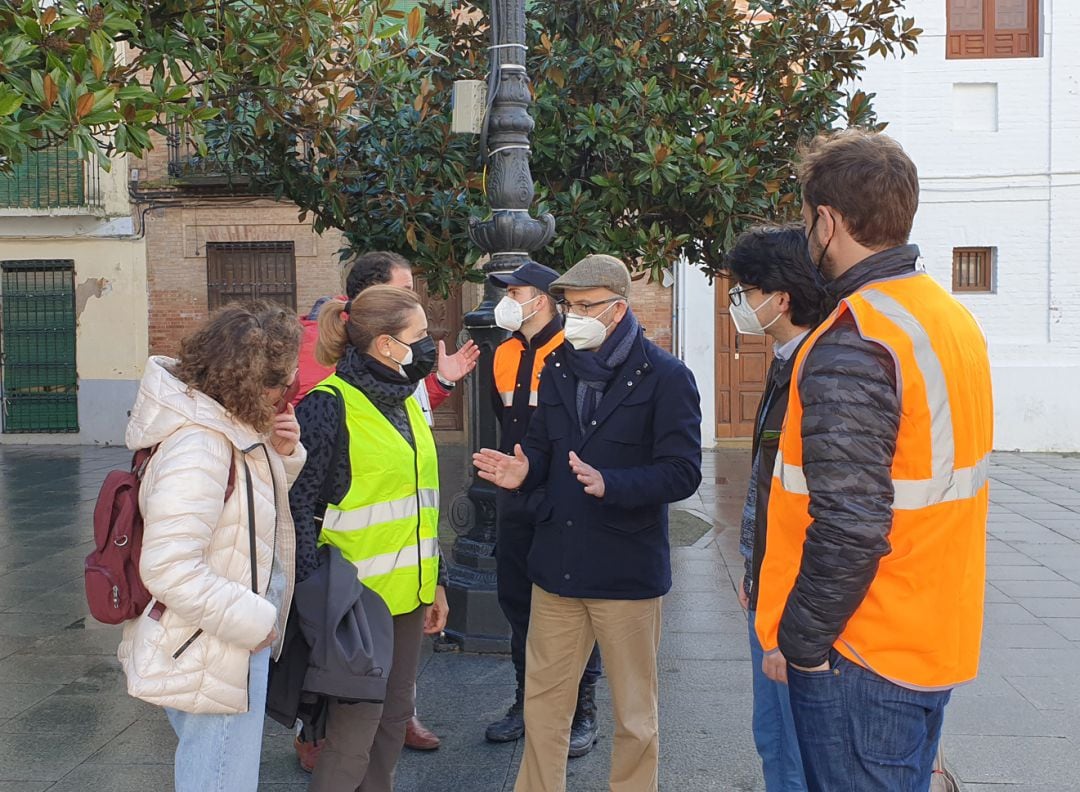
[
  {"xmin": 315, "ymin": 298, "xmax": 350, "ymax": 367},
  {"xmin": 316, "ymin": 287, "xmax": 423, "ymax": 368}
]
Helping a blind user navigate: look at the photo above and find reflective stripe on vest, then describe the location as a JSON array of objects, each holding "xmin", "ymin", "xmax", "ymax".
[
  {"xmin": 756, "ymin": 272, "xmax": 994, "ymax": 690},
  {"xmin": 313, "ymin": 375, "xmax": 440, "ymax": 616},
  {"xmin": 494, "ymin": 332, "xmax": 564, "ymax": 411},
  {"xmin": 775, "ymin": 453, "xmax": 989, "ymax": 511},
  {"xmin": 321, "ymin": 489, "xmax": 440, "ymax": 533}
]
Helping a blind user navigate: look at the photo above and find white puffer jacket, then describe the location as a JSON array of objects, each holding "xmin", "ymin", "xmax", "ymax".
[{"xmin": 117, "ymin": 356, "xmax": 305, "ymax": 715}]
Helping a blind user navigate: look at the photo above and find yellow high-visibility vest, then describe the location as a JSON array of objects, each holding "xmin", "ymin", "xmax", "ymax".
[{"xmin": 313, "ymin": 375, "xmax": 440, "ymax": 615}]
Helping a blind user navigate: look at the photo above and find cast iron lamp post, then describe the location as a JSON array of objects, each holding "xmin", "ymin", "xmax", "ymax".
[{"xmin": 441, "ymin": 0, "xmax": 555, "ymax": 651}]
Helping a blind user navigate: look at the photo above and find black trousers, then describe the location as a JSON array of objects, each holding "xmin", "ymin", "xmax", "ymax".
[{"xmin": 495, "ymin": 489, "xmax": 602, "ymax": 692}]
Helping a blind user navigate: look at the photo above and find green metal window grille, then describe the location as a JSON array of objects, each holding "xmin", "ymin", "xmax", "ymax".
[
  {"xmin": 0, "ymin": 145, "xmax": 102, "ymax": 210},
  {"xmin": 1, "ymin": 260, "xmax": 79, "ymax": 433},
  {"xmin": 206, "ymin": 242, "xmax": 298, "ymax": 311}
]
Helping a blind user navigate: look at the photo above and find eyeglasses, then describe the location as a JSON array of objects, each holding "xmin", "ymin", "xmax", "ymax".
[
  {"xmin": 728, "ymin": 285, "xmax": 759, "ymax": 307},
  {"xmin": 556, "ymin": 297, "xmax": 622, "ymax": 317},
  {"xmin": 270, "ymin": 367, "xmax": 299, "ymax": 392}
]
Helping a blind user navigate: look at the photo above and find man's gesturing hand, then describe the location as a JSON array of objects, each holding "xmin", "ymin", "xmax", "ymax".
[
  {"xmin": 473, "ymin": 444, "xmax": 530, "ymax": 490},
  {"xmin": 568, "ymin": 451, "xmax": 605, "ymax": 498},
  {"xmin": 437, "ymin": 339, "xmax": 480, "ymax": 383}
]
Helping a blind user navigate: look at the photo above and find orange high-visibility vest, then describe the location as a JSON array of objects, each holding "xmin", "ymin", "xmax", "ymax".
[
  {"xmin": 494, "ymin": 331, "xmax": 564, "ymax": 409},
  {"xmin": 756, "ymin": 271, "xmax": 994, "ymax": 690}
]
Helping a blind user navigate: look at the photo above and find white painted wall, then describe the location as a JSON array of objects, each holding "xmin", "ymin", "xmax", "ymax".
[
  {"xmin": 857, "ymin": 0, "xmax": 1080, "ymax": 450},
  {"xmin": 675, "ymin": 257, "xmax": 717, "ymax": 448}
]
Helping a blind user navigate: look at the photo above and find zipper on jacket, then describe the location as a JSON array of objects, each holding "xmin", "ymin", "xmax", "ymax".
[
  {"xmin": 265, "ymin": 444, "xmax": 292, "ymax": 660},
  {"xmin": 172, "ymin": 629, "xmax": 203, "ymax": 659},
  {"xmin": 261, "ymin": 446, "xmax": 279, "ymax": 599}
]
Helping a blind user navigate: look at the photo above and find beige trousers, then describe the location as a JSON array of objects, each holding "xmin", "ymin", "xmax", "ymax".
[{"xmin": 514, "ymin": 584, "xmax": 663, "ymax": 792}]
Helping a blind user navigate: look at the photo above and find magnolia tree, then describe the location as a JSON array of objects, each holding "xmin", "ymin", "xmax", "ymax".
[
  {"xmin": 0, "ymin": 0, "xmax": 920, "ymax": 290},
  {"xmin": 0, "ymin": 0, "xmax": 421, "ymax": 167},
  {"xmin": 266, "ymin": 0, "xmax": 921, "ymax": 290}
]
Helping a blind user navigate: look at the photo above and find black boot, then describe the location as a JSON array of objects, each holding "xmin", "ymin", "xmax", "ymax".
[
  {"xmin": 568, "ymin": 683, "xmax": 599, "ymax": 758},
  {"xmin": 485, "ymin": 687, "xmax": 525, "ymax": 743}
]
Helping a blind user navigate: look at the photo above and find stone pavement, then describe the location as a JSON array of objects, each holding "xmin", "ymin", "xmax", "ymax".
[{"xmin": 0, "ymin": 445, "xmax": 1078, "ymax": 791}]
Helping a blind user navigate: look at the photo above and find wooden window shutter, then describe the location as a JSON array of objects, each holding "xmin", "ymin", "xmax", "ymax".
[{"xmin": 947, "ymin": 0, "xmax": 1039, "ymax": 59}]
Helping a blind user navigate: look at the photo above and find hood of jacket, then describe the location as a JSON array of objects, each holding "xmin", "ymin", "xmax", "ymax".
[{"xmin": 126, "ymin": 356, "xmax": 266, "ymax": 452}]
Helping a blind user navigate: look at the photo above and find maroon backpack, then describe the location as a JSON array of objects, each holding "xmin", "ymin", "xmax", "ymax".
[{"xmin": 85, "ymin": 446, "xmax": 236, "ymax": 625}]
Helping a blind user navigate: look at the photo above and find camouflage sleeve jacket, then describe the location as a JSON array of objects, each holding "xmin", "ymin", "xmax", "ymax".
[{"xmin": 777, "ymin": 311, "xmax": 901, "ymax": 668}]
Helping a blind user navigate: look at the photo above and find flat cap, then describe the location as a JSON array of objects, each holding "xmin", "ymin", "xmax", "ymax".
[{"xmin": 549, "ymin": 254, "xmax": 631, "ymax": 298}]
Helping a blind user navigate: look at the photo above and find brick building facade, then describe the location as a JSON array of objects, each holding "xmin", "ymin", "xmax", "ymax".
[
  {"xmin": 133, "ymin": 139, "xmax": 346, "ymax": 357},
  {"xmin": 628, "ymin": 276, "xmax": 674, "ymax": 353}
]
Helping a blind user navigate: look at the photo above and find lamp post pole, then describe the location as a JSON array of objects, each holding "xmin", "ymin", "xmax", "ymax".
[{"xmin": 441, "ymin": 0, "xmax": 555, "ymax": 652}]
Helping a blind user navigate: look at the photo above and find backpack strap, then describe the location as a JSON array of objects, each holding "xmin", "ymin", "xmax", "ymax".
[{"xmin": 133, "ymin": 444, "xmax": 159, "ymax": 478}]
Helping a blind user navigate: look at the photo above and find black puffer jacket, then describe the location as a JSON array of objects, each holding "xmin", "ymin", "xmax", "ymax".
[{"xmin": 777, "ymin": 245, "xmax": 918, "ymax": 668}]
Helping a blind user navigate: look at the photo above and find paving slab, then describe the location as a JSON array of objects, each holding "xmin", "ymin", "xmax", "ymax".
[
  {"xmin": 1004, "ymin": 675, "xmax": 1080, "ymax": 712},
  {"xmin": 44, "ymin": 763, "xmax": 174, "ymax": 792},
  {"xmin": 0, "ymin": 685, "xmax": 63, "ymax": 721},
  {"xmin": 1042, "ymin": 617, "xmax": 1080, "ymax": 641},
  {"xmin": 946, "ymin": 734, "xmax": 1078, "ymax": 788},
  {"xmin": 993, "ymin": 579, "xmax": 1080, "ymax": 599},
  {"xmin": 983, "ymin": 603, "xmax": 1043, "ymax": 625},
  {"xmin": 981, "ymin": 623, "xmax": 1074, "ymax": 650},
  {"xmin": 986, "ymin": 565, "xmax": 1065, "ymax": 581},
  {"xmin": 1018, "ymin": 597, "xmax": 1080, "ymax": 618},
  {"xmin": 947, "ymin": 683, "xmax": 1066, "ymax": 738}
]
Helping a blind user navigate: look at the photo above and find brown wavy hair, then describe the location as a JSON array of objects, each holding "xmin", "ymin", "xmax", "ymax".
[
  {"xmin": 797, "ymin": 129, "xmax": 919, "ymax": 250},
  {"xmin": 316, "ymin": 285, "xmax": 422, "ymax": 367},
  {"xmin": 174, "ymin": 301, "xmax": 302, "ymax": 432}
]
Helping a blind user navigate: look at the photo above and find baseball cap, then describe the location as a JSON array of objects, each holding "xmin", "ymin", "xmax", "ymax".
[{"xmin": 488, "ymin": 261, "xmax": 560, "ymax": 293}]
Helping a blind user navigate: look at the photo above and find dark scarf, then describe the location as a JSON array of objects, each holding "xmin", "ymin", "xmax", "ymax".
[
  {"xmin": 563, "ymin": 308, "xmax": 640, "ymax": 434},
  {"xmin": 336, "ymin": 346, "xmax": 416, "ymax": 446}
]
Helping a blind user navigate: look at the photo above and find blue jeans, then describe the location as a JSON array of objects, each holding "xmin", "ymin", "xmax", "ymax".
[
  {"xmin": 748, "ymin": 611, "xmax": 807, "ymax": 792},
  {"xmin": 165, "ymin": 648, "xmax": 270, "ymax": 792},
  {"xmin": 787, "ymin": 651, "xmax": 951, "ymax": 792}
]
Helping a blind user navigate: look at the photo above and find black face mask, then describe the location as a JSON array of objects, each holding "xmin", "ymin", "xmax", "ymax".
[{"xmin": 395, "ymin": 335, "xmax": 438, "ymax": 384}]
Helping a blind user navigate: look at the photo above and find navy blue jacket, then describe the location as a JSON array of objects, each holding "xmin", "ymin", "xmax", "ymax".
[{"xmin": 518, "ymin": 328, "xmax": 702, "ymax": 600}]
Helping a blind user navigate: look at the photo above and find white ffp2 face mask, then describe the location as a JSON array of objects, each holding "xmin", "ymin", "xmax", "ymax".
[
  {"xmin": 730, "ymin": 293, "xmax": 780, "ymax": 336},
  {"xmin": 494, "ymin": 294, "xmax": 541, "ymax": 332},
  {"xmin": 563, "ymin": 302, "xmax": 620, "ymax": 350}
]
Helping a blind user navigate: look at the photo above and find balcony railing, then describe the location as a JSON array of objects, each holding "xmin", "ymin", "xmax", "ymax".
[
  {"xmin": 166, "ymin": 123, "xmax": 270, "ymax": 187},
  {"xmin": 0, "ymin": 145, "xmax": 103, "ymax": 210}
]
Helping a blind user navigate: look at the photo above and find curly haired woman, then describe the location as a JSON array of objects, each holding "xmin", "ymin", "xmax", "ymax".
[{"xmin": 118, "ymin": 301, "xmax": 305, "ymax": 792}]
